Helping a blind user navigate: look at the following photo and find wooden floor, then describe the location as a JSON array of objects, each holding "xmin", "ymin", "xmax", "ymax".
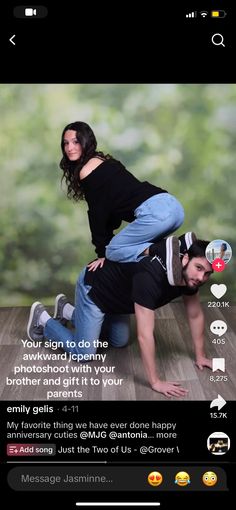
[{"xmin": 0, "ymin": 304, "xmax": 235, "ymax": 401}]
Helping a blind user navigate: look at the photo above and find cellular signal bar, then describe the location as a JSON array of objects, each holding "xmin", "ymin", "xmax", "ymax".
[{"xmin": 186, "ymin": 11, "xmax": 197, "ymax": 18}]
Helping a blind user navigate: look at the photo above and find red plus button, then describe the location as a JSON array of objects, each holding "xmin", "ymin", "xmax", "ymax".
[{"xmin": 212, "ymin": 258, "xmax": 226, "ymax": 272}]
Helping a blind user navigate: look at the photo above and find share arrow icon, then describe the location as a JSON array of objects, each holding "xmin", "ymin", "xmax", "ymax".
[{"xmin": 210, "ymin": 394, "xmax": 226, "ymax": 410}]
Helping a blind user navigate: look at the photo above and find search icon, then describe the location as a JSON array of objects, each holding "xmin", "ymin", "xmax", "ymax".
[{"xmin": 211, "ymin": 33, "xmax": 225, "ymax": 47}]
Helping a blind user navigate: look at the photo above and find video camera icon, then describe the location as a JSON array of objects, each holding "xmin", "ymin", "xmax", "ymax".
[
  {"xmin": 25, "ymin": 8, "xmax": 37, "ymax": 16},
  {"xmin": 13, "ymin": 5, "xmax": 48, "ymax": 18}
]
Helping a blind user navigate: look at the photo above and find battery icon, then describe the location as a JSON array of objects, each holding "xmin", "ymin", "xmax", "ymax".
[{"xmin": 211, "ymin": 10, "xmax": 227, "ymax": 18}]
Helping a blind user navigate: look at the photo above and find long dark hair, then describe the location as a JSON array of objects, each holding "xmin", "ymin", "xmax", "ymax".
[{"xmin": 60, "ymin": 122, "xmax": 112, "ymax": 201}]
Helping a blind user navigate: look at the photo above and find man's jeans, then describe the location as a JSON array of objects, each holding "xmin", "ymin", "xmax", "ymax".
[{"xmin": 44, "ymin": 268, "xmax": 130, "ymax": 358}]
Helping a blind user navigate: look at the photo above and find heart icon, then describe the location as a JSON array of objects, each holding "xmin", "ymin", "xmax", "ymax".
[{"xmin": 210, "ymin": 284, "xmax": 227, "ymax": 299}]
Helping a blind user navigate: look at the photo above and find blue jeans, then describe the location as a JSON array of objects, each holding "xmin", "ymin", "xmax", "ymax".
[
  {"xmin": 44, "ymin": 268, "xmax": 130, "ymax": 359},
  {"xmin": 105, "ymin": 193, "xmax": 184, "ymax": 262}
]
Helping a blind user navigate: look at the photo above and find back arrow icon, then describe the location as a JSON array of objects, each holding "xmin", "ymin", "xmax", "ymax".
[{"xmin": 9, "ymin": 34, "xmax": 16, "ymax": 46}]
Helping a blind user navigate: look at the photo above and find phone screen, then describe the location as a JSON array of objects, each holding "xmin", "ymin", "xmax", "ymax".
[{"xmin": 0, "ymin": 3, "xmax": 235, "ymax": 509}]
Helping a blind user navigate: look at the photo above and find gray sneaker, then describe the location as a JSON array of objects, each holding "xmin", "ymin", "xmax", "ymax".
[
  {"xmin": 149, "ymin": 236, "xmax": 182, "ymax": 286},
  {"xmin": 53, "ymin": 294, "xmax": 70, "ymax": 322},
  {"xmin": 27, "ymin": 302, "xmax": 46, "ymax": 341},
  {"xmin": 179, "ymin": 232, "xmax": 197, "ymax": 255},
  {"xmin": 166, "ymin": 236, "xmax": 182, "ymax": 286}
]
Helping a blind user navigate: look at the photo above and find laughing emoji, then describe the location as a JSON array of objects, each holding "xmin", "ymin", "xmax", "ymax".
[{"xmin": 175, "ymin": 471, "xmax": 190, "ymax": 486}]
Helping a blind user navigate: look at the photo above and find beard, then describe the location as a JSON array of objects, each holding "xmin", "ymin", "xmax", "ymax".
[{"xmin": 182, "ymin": 264, "xmax": 203, "ymax": 290}]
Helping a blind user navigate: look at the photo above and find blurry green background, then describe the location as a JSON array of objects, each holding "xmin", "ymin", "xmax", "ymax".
[{"xmin": 0, "ymin": 84, "xmax": 235, "ymax": 305}]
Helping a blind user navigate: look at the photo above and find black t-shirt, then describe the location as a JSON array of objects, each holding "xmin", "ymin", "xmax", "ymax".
[{"xmin": 84, "ymin": 257, "xmax": 198, "ymax": 314}]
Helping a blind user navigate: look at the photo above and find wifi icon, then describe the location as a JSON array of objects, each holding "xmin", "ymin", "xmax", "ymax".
[{"xmin": 200, "ymin": 11, "xmax": 208, "ymax": 18}]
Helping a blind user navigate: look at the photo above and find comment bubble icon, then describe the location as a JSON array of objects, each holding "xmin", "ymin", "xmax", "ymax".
[{"xmin": 210, "ymin": 320, "xmax": 227, "ymax": 337}]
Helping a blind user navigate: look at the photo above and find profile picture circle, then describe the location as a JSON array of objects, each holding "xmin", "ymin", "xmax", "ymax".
[
  {"xmin": 207, "ymin": 432, "xmax": 230, "ymax": 455},
  {"xmin": 205, "ymin": 239, "xmax": 232, "ymax": 265}
]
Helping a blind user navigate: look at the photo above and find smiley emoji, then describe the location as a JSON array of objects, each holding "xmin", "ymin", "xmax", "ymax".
[
  {"xmin": 202, "ymin": 471, "xmax": 218, "ymax": 487},
  {"xmin": 175, "ymin": 471, "xmax": 190, "ymax": 486},
  {"xmin": 147, "ymin": 471, "xmax": 163, "ymax": 487}
]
